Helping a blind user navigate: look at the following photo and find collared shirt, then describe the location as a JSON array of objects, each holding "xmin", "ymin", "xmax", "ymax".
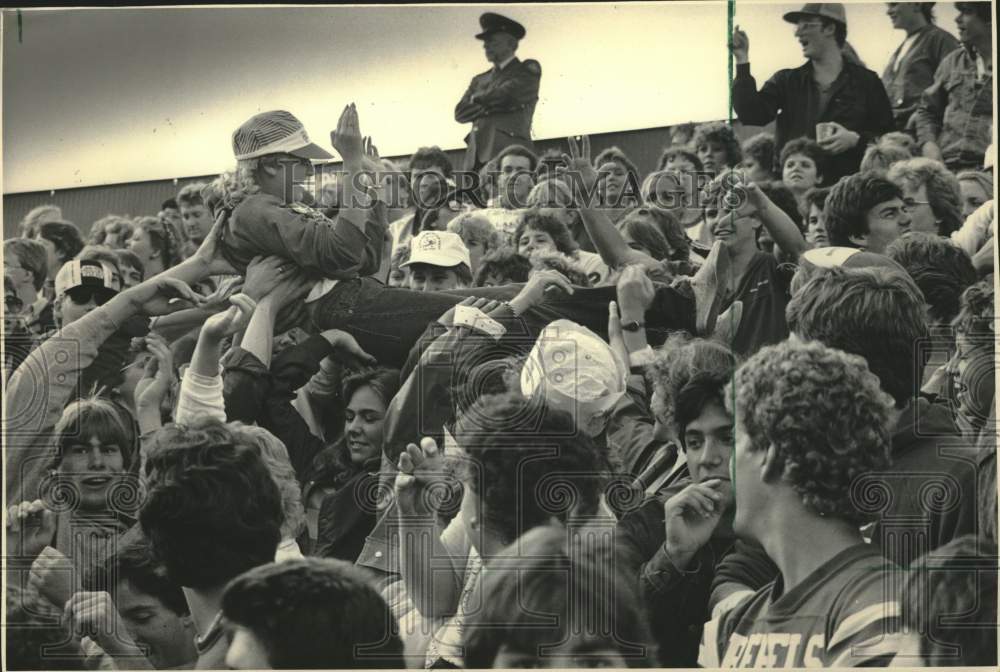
[
  {"xmin": 891, "ymin": 33, "xmax": 920, "ymax": 74},
  {"xmin": 881, "ymin": 24, "xmax": 959, "ymax": 128},
  {"xmin": 495, "ymin": 54, "xmax": 517, "ymax": 71}
]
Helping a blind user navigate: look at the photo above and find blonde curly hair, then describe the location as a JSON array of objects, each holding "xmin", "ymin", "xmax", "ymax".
[{"xmin": 215, "ymin": 160, "xmax": 262, "ymax": 212}]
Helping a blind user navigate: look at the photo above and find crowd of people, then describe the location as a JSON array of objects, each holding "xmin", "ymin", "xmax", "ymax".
[{"xmin": 3, "ymin": 2, "xmax": 998, "ymax": 669}]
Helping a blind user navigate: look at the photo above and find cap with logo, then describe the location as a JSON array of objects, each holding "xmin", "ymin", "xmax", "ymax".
[
  {"xmin": 401, "ymin": 231, "xmax": 472, "ymax": 270},
  {"xmin": 55, "ymin": 259, "xmax": 121, "ymax": 298},
  {"xmin": 476, "ymin": 12, "xmax": 526, "ymax": 40},
  {"xmin": 232, "ymin": 110, "xmax": 333, "ymax": 161},
  {"xmin": 782, "ymin": 3, "xmax": 847, "ymax": 26},
  {"xmin": 520, "ymin": 319, "xmax": 627, "ymax": 419}
]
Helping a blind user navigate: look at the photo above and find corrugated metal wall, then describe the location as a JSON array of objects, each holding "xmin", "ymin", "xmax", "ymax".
[
  {"xmin": 4, "ymin": 121, "xmax": 759, "ymax": 239},
  {"xmin": 2, "ymin": 176, "xmax": 217, "ymax": 239}
]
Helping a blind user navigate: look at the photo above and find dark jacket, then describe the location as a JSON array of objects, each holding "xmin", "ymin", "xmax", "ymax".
[
  {"xmin": 615, "ymin": 482, "xmax": 777, "ymax": 667},
  {"xmin": 881, "ymin": 24, "xmax": 959, "ymax": 130},
  {"xmin": 869, "ymin": 396, "xmax": 978, "ymax": 566},
  {"xmin": 455, "ymin": 57, "xmax": 541, "ymax": 170},
  {"xmin": 222, "ymin": 334, "xmax": 384, "ymax": 563},
  {"xmin": 913, "ymin": 44, "xmax": 994, "ymax": 170},
  {"xmin": 732, "ymin": 59, "xmax": 894, "ymax": 182},
  {"xmin": 220, "ymin": 195, "xmax": 386, "ymax": 279},
  {"xmin": 222, "ymin": 336, "xmax": 336, "ymax": 482},
  {"xmin": 312, "ymin": 457, "xmax": 382, "ymax": 562}
]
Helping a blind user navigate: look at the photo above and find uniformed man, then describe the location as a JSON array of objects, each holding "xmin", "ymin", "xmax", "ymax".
[{"xmin": 455, "ymin": 12, "xmax": 541, "ymax": 172}]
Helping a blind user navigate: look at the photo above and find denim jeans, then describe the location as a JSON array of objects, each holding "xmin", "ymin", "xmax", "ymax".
[{"xmin": 306, "ymin": 278, "xmax": 695, "ymax": 369}]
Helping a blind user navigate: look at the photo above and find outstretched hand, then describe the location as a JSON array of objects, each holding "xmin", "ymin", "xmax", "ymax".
[
  {"xmin": 559, "ymin": 135, "xmax": 599, "ymax": 197},
  {"xmin": 5, "ymin": 500, "xmax": 56, "ymax": 560},
  {"xmin": 395, "ymin": 437, "xmax": 452, "ymax": 518},
  {"xmin": 616, "ymin": 264, "xmax": 655, "ymax": 317},
  {"xmin": 127, "ymin": 276, "xmax": 205, "ymax": 317},
  {"xmin": 202, "ymin": 293, "xmax": 256, "ymax": 339},
  {"xmin": 134, "ymin": 333, "xmax": 176, "ymax": 412},
  {"xmin": 509, "ymin": 268, "xmax": 575, "ymax": 316},
  {"xmin": 437, "ymin": 296, "xmax": 503, "ymax": 329},
  {"xmin": 192, "ymin": 209, "xmax": 237, "ymax": 276},
  {"xmin": 331, "ymin": 103, "xmax": 364, "ymax": 164},
  {"xmin": 320, "ymin": 329, "xmax": 377, "ymax": 369}
]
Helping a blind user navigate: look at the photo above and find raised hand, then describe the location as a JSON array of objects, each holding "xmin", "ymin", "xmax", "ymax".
[
  {"xmin": 616, "ymin": 264, "xmax": 656, "ymax": 317},
  {"xmin": 607, "ymin": 301, "xmax": 631, "ymax": 373},
  {"xmin": 508, "ymin": 268, "xmax": 575, "ymax": 316},
  {"xmin": 395, "ymin": 437, "xmax": 452, "ymax": 519},
  {"xmin": 201, "ymin": 293, "xmax": 256, "ymax": 340},
  {"xmin": 5, "ymin": 500, "xmax": 57, "ymax": 560},
  {"xmin": 319, "ymin": 329, "xmax": 377, "ymax": 369},
  {"xmin": 663, "ymin": 479, "xmax": 730, "ymax": 569},
  {"xmin": 437, "ymin": 296, "xmax": 502, "ymax": 329},
  {"xmin": 192, "ymin": 209, "xmax": 237, "ymax": 276},
  {"xmin": 134, "ymin": 333, "xmax": 176, "ymax": 412},
  {"xmin": 199, "ymin": 275, "xmax": 244, "ymax": 313},
  {"xmin": 126, "ymin": 276, "xmax": 206, "ymax": 317},
  {"xmin": 331, "ymin": 103, "xmax": 364, "ymax": 164},
  {"xmin": 560, "ymin": 135, "xmax": 599, "ymax": 197},
  {"xmin": 364, "ymin": 136, "xmax": 380, "ymax": 162},
  {"xmin": 243, "ymin": 255, "xmax": 290, "ymax": 302},
  {"xmin": 63, "ymin": 591, "xmax": 144, "ymax": 658},
  {"xmin": 29, "ymin": 545, "xmax": 75, "ymax": 608},
  {"xmin": 731, "ymin": 25, "xmax": 749, "ymax": 64}
]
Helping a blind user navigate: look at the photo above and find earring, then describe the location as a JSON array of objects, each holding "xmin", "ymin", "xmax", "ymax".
[{"xmin": 469, "ymin": 517, "xmax": 479, "ymax": 531}]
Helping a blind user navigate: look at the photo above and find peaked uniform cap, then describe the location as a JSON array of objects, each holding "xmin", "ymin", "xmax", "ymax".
[{"xmin": 475, "ymin": 12, "xmax": 526, "ymax": 40}]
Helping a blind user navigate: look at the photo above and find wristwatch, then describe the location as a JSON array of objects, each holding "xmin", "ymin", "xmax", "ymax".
[{"xmin": 621, "ymin": 320, "xmax": 645, "ymax": 332}]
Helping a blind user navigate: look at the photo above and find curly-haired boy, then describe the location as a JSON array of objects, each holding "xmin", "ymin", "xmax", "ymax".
[{"xmin": 700, "ymin": 340, "xmax": 901, "ymax": 667}]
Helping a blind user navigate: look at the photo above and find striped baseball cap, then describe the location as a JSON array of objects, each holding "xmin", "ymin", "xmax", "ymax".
[{"xmin": 231, "ymin": 110, "xmax": 333, "ymax": 161}]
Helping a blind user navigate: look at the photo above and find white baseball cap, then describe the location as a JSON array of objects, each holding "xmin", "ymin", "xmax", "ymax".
[
  {"xmin": 402, "ymin": 231, "xmax": 472, "ymax": 270},
  {"xmin": 520, "ymin": 320, "xmax": 628, "ymax": 426}
]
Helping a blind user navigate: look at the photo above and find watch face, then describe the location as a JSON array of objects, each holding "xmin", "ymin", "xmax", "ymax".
[{"xmin": 622, "ymin": 321, "xmax": 643, "ymax": 332}]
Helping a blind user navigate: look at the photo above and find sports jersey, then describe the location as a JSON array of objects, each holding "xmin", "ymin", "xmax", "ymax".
[{"xmin": 698, "ymin": 543, "xmax": 901, "ymax": 668}]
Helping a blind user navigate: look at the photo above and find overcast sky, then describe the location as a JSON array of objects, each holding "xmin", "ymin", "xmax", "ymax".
[{"xmin": 2, "ymin": 2, "xmax": 962, "ymax": 194}]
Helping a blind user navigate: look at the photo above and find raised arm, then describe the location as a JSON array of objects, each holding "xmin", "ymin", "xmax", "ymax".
[
  {"xmin": 747, "ymin": 182, "xmax": 809, "ymax": 259},
  {"xmin": 730, "ymin": 26, "xmax": 784, "ymax": 126},
  {"xmin": 5, "ymin": 276, "xmax": 202, "ymax": 506},
  {"xmin": 396, "ymin": 437, "xmax": 467, "ymax": 619},
  {"xmin": 562, "ymin": 135, "xmax": 661, "ymax": 270}
]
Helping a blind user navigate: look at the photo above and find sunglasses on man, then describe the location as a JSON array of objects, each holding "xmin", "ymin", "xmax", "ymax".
[{"xmin": 64, "ymin": 286, "xmax": 117, "ymax": 306}]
